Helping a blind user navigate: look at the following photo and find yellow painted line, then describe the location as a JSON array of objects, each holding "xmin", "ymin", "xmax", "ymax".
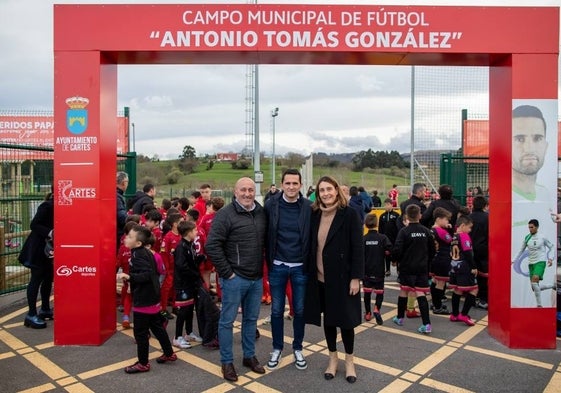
[
  {"xmin": 57, "ymin": 377, "xmax": 78, "ymax": 386},
  {"xmin": 0, "ymin": 297, "xmax": 54, "ymax": 325},
  {"xmin": 17, "ymin": 383, "xmax": 57, "ymax": 393},
  {"xmin": 400, "ymin": 372, "xmax": 421, "ymax": 382},
  {"xmin": 420, "ymin": 377, "xmax": 476, "ymax": 393},
  {"xmin": 17, "ymin": 347, "xmax": 35, "ymax": 355},
  {"xmin": 63, "ymin": 383, "xmax": 95, "ymax": 393},
  {"xmin": 410, "ymin": 345, "xmax": 458, "ymax": 375},
  {"xmin": 78, "ymin": 354, "xmax": 160, "ymax": 380},
  {"xmin": 244, "ymin": 381, "xmax": 283, "ymax": 393},
  {"xmin": 235, "ymin": 375, "xmax": 252, "ymax": 385},
  {"xmin": 306, "ymin": 344, "xmax": 325, "ymax": 352},
  {"xmin": 354, "ymin": 356, "xmax": 402, "ymax": 377},
  {"xmin": 0, "ymin": 351, "xmax": 16, "ymax": 360},
  {"xmin": 176, "ymin": 350, "xmax": 224, "ymax": 378},
  {"xmin": 355, "ymin": 324, "xmax": 371, "ymax": 334},
  {"xmin": 201, "ymin": 382, "xmax": 237, "ymax": 393},
  {"xmin": 544, "ymin": 368, "xmax": 561, "ymax": 393},
  {"xmin": 0, "ymin": 306, "xmax": 28, "ymax": 325},
  {"xmin": 375, "ymin": 325, "xmax": 447, "ymax": 345},
  {"xmin": 5, "ymin": 322, "xmax": 25, "ymax": 329},
  {"xmin": 464, "ymin": 346, "xmax": 554, "ymax": 370},
  {"xmin": 0, "ymin": 328, "xmax": 30, "ymax": 350},
  {"xmin": 446, "ymin": 341, "xmax": 463, "ymax": 348},
  {"xmin": 449, "ymin": 323, "xmax": 486, "ymax": 344},
  {"xmin": 35, "ymin": 342, "xmax": 55, "ymax": 350},
  {"xmin": 379, "ymin": 378, "xmax": 412, "ymax": 393},
  {"xmin": 23, "ymin": 352, "xmax": 69, "ymax": 380}
]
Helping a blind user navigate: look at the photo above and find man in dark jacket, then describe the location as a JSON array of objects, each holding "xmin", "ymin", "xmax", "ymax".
[
  {"xmin": 264, "ymin": 169, "xmax": 312, "ymax": 371},
  {"xmin": 469, "ymin": 195, "xmax": 489, "ymax": 309},
  {"xmin": 400, "ymin": 183, "xmax": 427, "ymax": 216},
  {"xmin": 131, "ymin": 183, "xmax": 156, "ymax": 215},
  {"xmin": 205, "ymin": 177, "xmax": 267, "ymax": 382},
  {"xmin": 116, "ymin": 171, "xmax": 129, "ymax": 250},
  {"xmin": 421, "ymin": 184, "xmax": 461, "ymax": 228}
]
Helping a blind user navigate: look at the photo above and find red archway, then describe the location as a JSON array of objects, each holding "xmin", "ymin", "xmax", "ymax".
[{"xmin": 53, "ymin": 4, "xmax": 559, "ymax": 348}]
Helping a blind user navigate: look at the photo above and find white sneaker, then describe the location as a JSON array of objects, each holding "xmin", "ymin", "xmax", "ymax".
[
  {"xmin": 173, "ymin": 336, "xmax": 192, "ymax": 349},
  {"xmin": 266, "ymin": 349, "xmax": 282, "ymax": 370},
  {"xmin": 293, "ymin": 350, "xmax": 308, "ymax": 370},
  {"xmin": 263, "ymin": 315, "xmax": 271, "ymax": 324},
  {"xmin": 186, "ymin": 332, "xmax": 203, "ymax": 343}
]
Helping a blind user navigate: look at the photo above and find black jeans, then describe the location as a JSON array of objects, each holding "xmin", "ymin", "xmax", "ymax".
[
  {"xmin": 133, "ymin": 311, "xmax": 173, "ymax": 365},
  {"xmin": 27, "ymin": 263, "xmax": 54, "ymax": 316}
]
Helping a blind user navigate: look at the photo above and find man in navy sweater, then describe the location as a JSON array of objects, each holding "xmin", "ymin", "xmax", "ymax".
[{"xmin": 264, "ymin": 169, "xmax": 312, "ymax": 371}]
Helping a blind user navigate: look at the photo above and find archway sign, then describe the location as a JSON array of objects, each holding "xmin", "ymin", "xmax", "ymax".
[{"xmin": 54, "ymin": 4, "xmax": 558, "ymax": 348}]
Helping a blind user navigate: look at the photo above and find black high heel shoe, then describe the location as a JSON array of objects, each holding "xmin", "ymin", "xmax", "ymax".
[{"xmin": 24, "ymin": 315, "xmax": 47, "ymax": 329}]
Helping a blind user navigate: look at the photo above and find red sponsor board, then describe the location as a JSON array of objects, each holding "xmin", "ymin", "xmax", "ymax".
[
  {"xmin": 0, "ymin": 115, "xmax": 128, "ymax": 157},
  {"xmin": 463, "ymin": 119, "xmax": 561, "ymax": 157}
]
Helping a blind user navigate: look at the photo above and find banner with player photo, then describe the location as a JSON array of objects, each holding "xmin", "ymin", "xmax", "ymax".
[{"xmin": 511, "ymin": 99, "xmax": 558, "ymax": 308}]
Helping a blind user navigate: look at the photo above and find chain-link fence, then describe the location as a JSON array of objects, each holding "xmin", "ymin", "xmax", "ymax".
[{"xmin": 0, "ymin": 143, "xmax": 54, "ymax": 294}]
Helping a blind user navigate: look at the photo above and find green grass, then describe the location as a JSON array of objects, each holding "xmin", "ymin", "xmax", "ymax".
[{"xmin": 139, "ymin": 160, "xmax": 409, "ymax": 200}]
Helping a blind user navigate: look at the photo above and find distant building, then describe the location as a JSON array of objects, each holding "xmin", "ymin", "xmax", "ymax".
[{"xmin": 216, "ymin": 153, "xmax": 239, "ymax": 161}]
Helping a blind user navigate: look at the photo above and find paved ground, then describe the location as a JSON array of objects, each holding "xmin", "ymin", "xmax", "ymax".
[{"xmin": 1, "ymin": 277, "xmax": 560, "ymax": 393}]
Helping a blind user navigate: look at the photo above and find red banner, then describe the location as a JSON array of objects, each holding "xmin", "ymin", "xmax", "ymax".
[
  {"xmin": 54, "ymin": 5, "xmax": 558, "ymax": 59},
  {"xmin": 463, "ymin": 119, "xmax": 561, "ymax": 157},
  {"xmin": 0, "ymin": 115, "xmax": 129, "ymax": 157}
]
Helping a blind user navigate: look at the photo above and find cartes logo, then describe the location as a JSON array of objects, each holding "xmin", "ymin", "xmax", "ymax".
[
  {"xmin": 56, "ymin": 265, "xmax": 97, "ymax": 277},
  {"xmin": 66, "ymin": 96, "xmax": 89, "ymax": 135},
  {"xmin": 57, "ymin": 180, "xmax": 96, "ymax": 206},
  {"xmin": 56, "ymin": 265, "xmax": 72, "ymax": 277}
]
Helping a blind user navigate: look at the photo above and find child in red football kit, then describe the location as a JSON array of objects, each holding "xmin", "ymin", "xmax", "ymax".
[
  {"xmin": 160, "ymin": 213, "xmax": 183, "ymax": 320},
  {"xmin": 145, "ymin": 210, "xmax": 163, "ymax": 256},
  {"xmin": 117, "ymin": 225, "xmax": 176, "ymax": 374},
  {"xmin": 199, "ymin": 197, "xmax": 225, "ymax": 292}
]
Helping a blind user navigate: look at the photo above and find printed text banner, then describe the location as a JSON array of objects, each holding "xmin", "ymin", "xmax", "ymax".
[{"xmin": 54, "ymin": 5, "xmax": 558, "ymax": 62}]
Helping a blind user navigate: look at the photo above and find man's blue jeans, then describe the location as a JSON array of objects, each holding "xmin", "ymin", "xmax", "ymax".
[
  {"xmin": 218, "ymin": 275, "xmax": 263, "ymax": 364},
  {"xmin": 269, "ymin": 263, "xmax": 307, "ymax": 351}
]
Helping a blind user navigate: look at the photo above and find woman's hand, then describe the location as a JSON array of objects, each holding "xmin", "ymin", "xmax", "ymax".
[{"xmin": 349, "ymin": 278, "xmax": 360, "ymax": 295}]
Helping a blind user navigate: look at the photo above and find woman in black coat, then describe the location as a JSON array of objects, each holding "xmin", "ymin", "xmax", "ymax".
[
  {"xmin": 304, "ymin": 176, "xmax": 364, "ymax": 383},
  {"xmin": 18, "ymin": 192, "xmax": 54, "ymax": 329}
]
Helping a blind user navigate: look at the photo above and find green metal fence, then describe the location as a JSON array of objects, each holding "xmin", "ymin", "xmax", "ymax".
[
  {"xmin": 439, "ymin": 153, "xmax": 489, "ymax": 206},
  {"xmin": 0, "ymin": 144, "xmax": 136, "ymax": 295}
]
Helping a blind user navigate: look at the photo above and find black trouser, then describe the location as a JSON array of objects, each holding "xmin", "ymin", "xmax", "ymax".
[
  {"xmin": 385, "ymin": 255, "xmax": 392, "ymax": 272},
  {"xmin": 197, "ymin": 287, "xmax": 220, "ymax": 344},
  {"xmin": 319, "ymin": 281, "xmax": 355, "ymax": 354},
  {"xmin": 27, "ymin": 263, "xmax": 54, "ymax": 316},
  {"xmin": 133, "ymin": 311, "xmax": 173, "ymax": 365},
  {"xmin": 175, "ymin": 303, "xmax": 195, "ymax": 339},
  {"xmin": 476, "ymin": 259, "xmax": 488, "ymax": 302}
]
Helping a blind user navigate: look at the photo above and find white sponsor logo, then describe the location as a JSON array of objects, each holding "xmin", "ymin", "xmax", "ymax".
[
  {"xmin": 57, "ymin": 180, "xmax": 96, "ymax": 206},
  {"xmin": 56, "ymin": 264, "xmax": 97, "ymax": 277}
]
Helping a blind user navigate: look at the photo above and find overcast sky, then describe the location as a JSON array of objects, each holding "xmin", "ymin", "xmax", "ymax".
[{"xmin": 0, "ymin": 0, "xmax": 559, "ymax": 159}]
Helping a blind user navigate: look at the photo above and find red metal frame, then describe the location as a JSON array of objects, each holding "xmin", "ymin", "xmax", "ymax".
[{"xmin": 53, "ymin": 4, "xmax": 558, "ymax": 347}]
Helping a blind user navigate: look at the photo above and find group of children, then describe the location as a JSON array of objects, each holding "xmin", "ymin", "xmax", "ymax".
[
  {"xmin": 363, "ymin": 200, "xmax": 482, "ymax": 335},
  {"xmin": 116, "ymin": 190, "xmax": 225, "ymax": 373}
]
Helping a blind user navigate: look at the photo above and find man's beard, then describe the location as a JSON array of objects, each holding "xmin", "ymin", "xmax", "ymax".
[{"xmin": 515, "ymin": 155, "xmax": 543, "ymax": 175}]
